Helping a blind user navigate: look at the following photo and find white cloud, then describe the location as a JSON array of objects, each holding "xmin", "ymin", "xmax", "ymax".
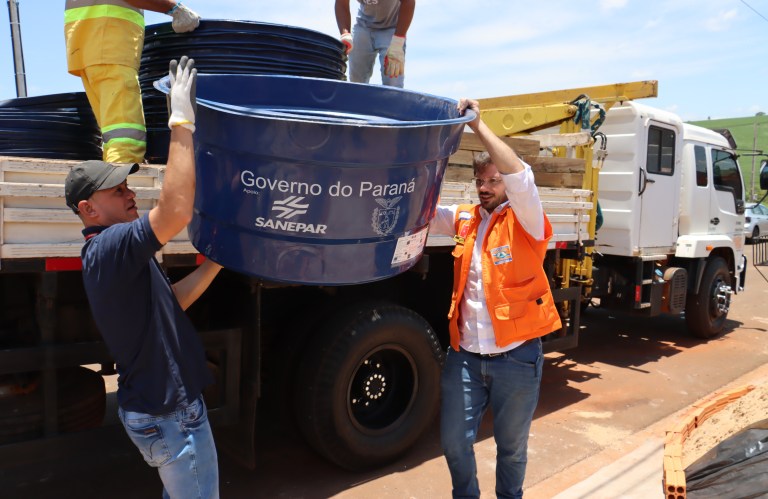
[
  {"xmin": 643, "ymin": 18, "xmax": 661, "ymax": 29},
  {"xmin": 703, "ymin": 8, "xmax": 739, "ymax": 32},
  {"xmin": 600, "ymin": 0, "xmax": 629, "ymax": 10}
]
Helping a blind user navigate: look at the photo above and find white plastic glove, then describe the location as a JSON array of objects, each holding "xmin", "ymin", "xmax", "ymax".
[
  {"xmin": 384, "ymin": 35, "xmax": 405, "ymax": 78},
  {"xmin": 340, "ymin": 31, "xmax": 353, "ymax": 54},
  {"xmin": 167, "ymin": 56, "xmax": 197, "ymax": 133},
  {"xmin": 169, "ymin": 2, "xmax": 200, "ymax": 33}
]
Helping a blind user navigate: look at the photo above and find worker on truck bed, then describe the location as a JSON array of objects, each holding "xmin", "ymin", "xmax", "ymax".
[
  {"xmin": 65, "ymin": 57, "xmax": 222, "ymax": 499},
  {"xmin": 429, "ymin": 99, "xmax": 562, "ymax": 499},
  {"xmin": 334, "ymin": 0, "xmax": 414, "ymax": 87},
  {"xmin": 64, "ymin": 0, "xmax": 200, "ymax": 164}
]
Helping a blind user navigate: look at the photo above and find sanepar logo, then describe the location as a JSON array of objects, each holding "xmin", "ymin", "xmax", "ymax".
[
  {"xmin": 254, "ymin": 197, "xmax": 327, "ymax": 234},
  {"xmin": 272, "ymin": 196, "xmax": 309, "ymax": 219}
]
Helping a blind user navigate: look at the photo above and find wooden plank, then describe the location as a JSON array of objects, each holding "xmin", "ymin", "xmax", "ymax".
[
  {"xmin": 448, "ymin": 153, "xmax": 586, "ymax": 189},
  {"xmin": 1, "ymin": 240, "xmax": 197, "ymax": 259},
  {"xmin": 546, "ymin": 213, "xmax": 591, "ymax": 223},
  {"xmin": 0, "ymin": 182, "xmax": 161, "ymax": 200},
  {"xmin": 533, "ymin": 173, "xmax": 583, "ymax": 189},
  {"xmin": 448, "ymin": 150, "xmax": 475, "ymax": 167},
  {"xmin": 1, "ymin": 157, "xmax": 163, "ymax": 176},
  {"xmin": 440, "ymin": 178, "xmax": 592, "ymax": 209},
  {"xmin": 540, "ymin": 186, "xmax": 592, "ymax": 197},
  {"xmin": 524, "ymin": 156, "xmax": 586, "ymax": 173},
  {"xmin": 448, "ymin": 158, "xmax": 587, "ymax": 186},
  {"xmin": 534, "ymin": 132, "xmax": 592, "ymax": 148},
  {"xmin": 0, "ymin": 183, "xmax": 66, "ymax": 198},
  {"xmin": 459, "ymin": 133, "xmax": 539, "ymax": 156},
  {"xmin": 1, "ymin": 242, "xmax": 83, "ymax": 258},
  {"xmin": 4, "ymin": 207, "xmax": 77, "ymax": 223},
  {"xmin": 542, "ymin": 200, "xmax": 593, "ymax": 210},
  {"xmin": 0, "ymin": 156, "xmax": 80, "ymax": 169},
  {"xmin": 444, "ymin": 164, "xmax": 474, "ymax": 182}
]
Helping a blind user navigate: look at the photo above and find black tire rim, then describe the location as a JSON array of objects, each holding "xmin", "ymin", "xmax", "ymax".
[{"xmin": 346, "ymin": 344, "xmax": 417, "ymax": 434}]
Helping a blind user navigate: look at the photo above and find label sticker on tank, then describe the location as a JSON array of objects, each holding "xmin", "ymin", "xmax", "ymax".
[{"xmin": 391, "ymin": 227, "xmax": 428, "ymax": 265}]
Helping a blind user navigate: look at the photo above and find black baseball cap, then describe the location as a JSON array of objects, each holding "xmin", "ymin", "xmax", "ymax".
[{"xmin": 65, "ymin": 160, "xmax": 139, "ymax": 213}]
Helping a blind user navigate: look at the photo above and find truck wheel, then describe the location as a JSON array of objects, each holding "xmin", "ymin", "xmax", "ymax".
[
  {"xmin": 685, "ymin": 257, "xmax": 731, "ymax": 339},
  {"xmin": 0, "ymin": 367, "xmax": 105, "ymax": 444},
  {"xmin": 294, "ymin": 303, "xmax": 444, "ymax": 471}
]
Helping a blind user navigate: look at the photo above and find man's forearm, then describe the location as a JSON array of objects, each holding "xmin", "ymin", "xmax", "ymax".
[
  {"xmin": 394, "ymin": 0, "xmax": 415, "ymax": 37},
  {"xmin": 471, "ymin": 119, "xmax": 526, "ymax": 175},
  {"xmin": 125, "ymin": 0, "xmax": 175, "ymax": 14},
  {"xmin": 335, "ymin": 0, "xmax": 351, "ymax": 33},
  {"xmin": 172, "ymin": 259, "xmax": 223, "ymax": 310},
  {"xmin": 149, "ymin": 125, "xmax": 196, "ymax": 245}
]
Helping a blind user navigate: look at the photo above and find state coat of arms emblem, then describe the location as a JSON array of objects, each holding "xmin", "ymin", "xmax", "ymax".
[{"xmin": 372, "ymin": 196, "xmax": 402, "ymax": 235}]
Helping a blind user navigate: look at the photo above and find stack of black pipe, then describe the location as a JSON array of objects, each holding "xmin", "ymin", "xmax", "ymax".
[
  {"xmin": 140, "ymin": 20, "xmax": 347, "ymax": 163},
  {"xmin": 0, "ymin": 92, "xmax": 101, "ymax": 160}
]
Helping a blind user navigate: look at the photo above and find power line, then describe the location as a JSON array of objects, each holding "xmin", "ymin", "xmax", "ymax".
[{"xmin": 740, "ymin": 0, "xmax": 768, "ymax": 23}]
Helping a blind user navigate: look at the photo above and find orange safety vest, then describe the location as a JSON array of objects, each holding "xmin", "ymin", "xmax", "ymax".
[
  {"xmin": 448, "ymin": 203, "xmax": 562, "ymax": 351},
  {"xmin": 64, "ymin": 0, "xmax": 145, "ymax": 76}
]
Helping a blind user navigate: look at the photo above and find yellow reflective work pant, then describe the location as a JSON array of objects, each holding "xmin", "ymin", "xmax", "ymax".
[{"xmin": 80, "ymin": 64, "xmax": 146, "ymax": 164}]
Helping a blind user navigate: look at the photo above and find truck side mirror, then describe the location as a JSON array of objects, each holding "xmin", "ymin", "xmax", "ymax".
[
  {"xmin": 760, "ymin": 159, "xmax": 768, "ymax": 190},
  {"xmin": 736, "ymin": 198, "xmax": 745, "ymax": 215}
]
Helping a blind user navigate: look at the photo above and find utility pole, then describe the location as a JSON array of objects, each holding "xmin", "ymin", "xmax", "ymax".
[
  {"xmin": 7, "ymin": 0, "xmax": 27, "ymax": 98},
  {"xmin": 752, "ymin": 121, "xmax": 759, "ymax": 201}
]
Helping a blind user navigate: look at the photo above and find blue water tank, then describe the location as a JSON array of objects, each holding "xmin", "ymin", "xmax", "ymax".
[{"xmin": 155, "ymin": 74, "xmax": 473, "ymax": 285}]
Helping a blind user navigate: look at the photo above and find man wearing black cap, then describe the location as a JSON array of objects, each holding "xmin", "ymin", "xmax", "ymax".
[{"xmin": 65, "ymin": 56, "xmax": 222, "ymax": 499}]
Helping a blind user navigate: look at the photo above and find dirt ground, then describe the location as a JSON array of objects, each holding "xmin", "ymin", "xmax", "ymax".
[
  {"xmin": 4, "ymin": 264, "xmax": 768, "ymax": 498},
  {"xmin": 682, "ymin": 375, "xmax": 768, "ymax": 468}
]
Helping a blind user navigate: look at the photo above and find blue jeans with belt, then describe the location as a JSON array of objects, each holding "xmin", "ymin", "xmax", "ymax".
[
  {"xmin": 349, "ymin": 24, "xmax": 405, "ymax": 87},
  {"xmin": 440, "ymin": 339, "xmax": 543, "ymax": 499},
  {"xmin": 118, "ymin": 396, "xmax": 219, "ymax": 499}
]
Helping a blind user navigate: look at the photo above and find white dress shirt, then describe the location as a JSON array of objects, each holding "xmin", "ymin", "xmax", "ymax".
[{"xmin": 430, "ymin": 163, "xmax": 544, "ymax": 354}]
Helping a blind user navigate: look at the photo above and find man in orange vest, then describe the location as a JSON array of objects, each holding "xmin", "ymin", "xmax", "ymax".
[
  {"xmin": 429, "ymin": 98, "xmax": 562, "ymax": 498},
  {"xmin": 64, "ymin": 0, "xmax": 200, "ymax": 164}
]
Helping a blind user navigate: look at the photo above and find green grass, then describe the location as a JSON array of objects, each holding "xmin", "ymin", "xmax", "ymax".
[{"xmin": 689, "ymin": 114, "xmax": 768, "ymax": 203}]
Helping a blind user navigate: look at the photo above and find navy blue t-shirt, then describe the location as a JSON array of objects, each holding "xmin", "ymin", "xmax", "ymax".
[{"xmin": 81, "ymin": 214, "xmax": 213, "ymax": 414}]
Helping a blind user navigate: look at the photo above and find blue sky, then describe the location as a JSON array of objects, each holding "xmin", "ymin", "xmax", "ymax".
[{"xmin": 1, "ymin": 0, "xmax": 766, "ymax": 121}]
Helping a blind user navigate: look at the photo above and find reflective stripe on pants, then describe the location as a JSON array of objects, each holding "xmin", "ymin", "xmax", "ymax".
[{"xmin": 81, "ymin": 64, "xmax": 146, "ymax": 164}]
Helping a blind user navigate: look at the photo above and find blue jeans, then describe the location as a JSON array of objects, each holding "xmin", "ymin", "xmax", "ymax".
[
  {"xmin": 119, "ymin": 396, "xmax": 219, "ymax": 499},
  {"xmin": 440, "ymin": 339, "xmax": 543, "ymax": 499},
  {"xmin": 350, "ymin": 24, "xmax": 405, "ymax": 87}
]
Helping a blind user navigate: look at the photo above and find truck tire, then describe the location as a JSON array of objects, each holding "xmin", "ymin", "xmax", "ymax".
[
  {"xmin": 0, "ymin": 367, "xmax": 105, "ymax": 444},
  {"xmin": 294, "ymin": 303, "xmax": 443, "ymax": 471},
  {"xmin": 685, "ymin": 257, "xmax": 731, "ymax": 339}
]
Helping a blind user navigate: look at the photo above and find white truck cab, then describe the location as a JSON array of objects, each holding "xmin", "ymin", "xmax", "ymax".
[{"xmin": 590, "ymin": 101, "xmax": 746, "ymax": 338}]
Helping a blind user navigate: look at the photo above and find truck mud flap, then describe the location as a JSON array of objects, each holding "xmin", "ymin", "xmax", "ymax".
[
  {"xmin": 544, "ymin": 285, "xmax": 580, "ymax": 352},
  {"xmin": 211, "ymin": 284, "xmax": 261, "ymax": 469},
  {"xmin": 209, "ymin": 324, "xmax": 257, "ymax": 468}
]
